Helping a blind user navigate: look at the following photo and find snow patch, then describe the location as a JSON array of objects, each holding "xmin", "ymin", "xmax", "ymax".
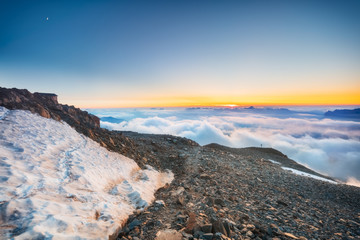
[
  {"xmin": 0, "ymin": 107, "xmax": 173, "ymax": 239},
  {"xmin": 0, "ymin": 107, "xmax": 9, "ymax": 120},
  {"xmin": 267, "ymin": 159, "xmax": 281, "ymax": 165},
  {"xmin": 281, "ymin": 167, "xmax": 337, "ymax": 184}
]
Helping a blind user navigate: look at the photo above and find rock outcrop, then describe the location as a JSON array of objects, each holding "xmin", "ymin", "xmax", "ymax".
[{"xmin": 0, "ymin": 87, "xmax": 100, "ymax": 128}]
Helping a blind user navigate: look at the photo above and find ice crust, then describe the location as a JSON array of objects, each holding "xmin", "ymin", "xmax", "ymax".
[{"xmin": 0, "ymin": 107, "xmax": 173, "ymax": 239}]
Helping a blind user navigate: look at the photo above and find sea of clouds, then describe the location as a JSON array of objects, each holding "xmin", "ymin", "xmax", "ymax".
[{"xmin": 88, "ymin": 107, "xmax": 360, "ymax": 186}]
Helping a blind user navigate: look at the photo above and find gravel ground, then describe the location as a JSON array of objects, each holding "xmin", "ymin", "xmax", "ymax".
[{"xmin": 115, "ymin": 132, "xmax": 360, "ymax": 240}]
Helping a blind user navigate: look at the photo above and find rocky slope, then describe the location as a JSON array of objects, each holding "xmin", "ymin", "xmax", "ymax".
[
  {"xmin": 1, "ymin": 87, "xmax": 359, "ymax": 240},
  {"xmin": 116, "ymin": 135, "xmax": 360, "ymax": 240}
]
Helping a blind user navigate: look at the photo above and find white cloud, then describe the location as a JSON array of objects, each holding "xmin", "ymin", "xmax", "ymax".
[
  {"xmin": 346, "ymin": 177, "xmax": 360, "ymax": 188},
  {"xmin": 98, "ymin": 108, "xmax": 360, "ymax": 183}
]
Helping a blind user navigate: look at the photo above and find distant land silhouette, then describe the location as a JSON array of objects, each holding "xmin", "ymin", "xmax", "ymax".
[
  {"xmin": 100, "ymin": 116, "xmax": 124, "ymax": 123},
  {"xmin": 324, "ymin": 108, "xmax": 360, "ymax": 121}
]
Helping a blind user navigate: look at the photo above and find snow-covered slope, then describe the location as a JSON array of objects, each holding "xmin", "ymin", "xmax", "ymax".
[{"xmin": 0, "ymin": 107, "xmax": 173, "ymax": 239}]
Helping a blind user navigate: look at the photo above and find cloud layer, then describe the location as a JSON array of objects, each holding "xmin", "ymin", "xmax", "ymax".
[{"xmin": 92, "ymin": 108, "xmax": 360, "ymax": 184}]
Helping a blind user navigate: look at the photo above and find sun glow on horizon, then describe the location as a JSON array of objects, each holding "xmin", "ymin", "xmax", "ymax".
[
  {"xmin": 64, "ymin": 91, "xmax": 360, "ymax": 109},
  {"xmin": 221, "ymin": 104, "xmax": 239, "ymax": 108}
]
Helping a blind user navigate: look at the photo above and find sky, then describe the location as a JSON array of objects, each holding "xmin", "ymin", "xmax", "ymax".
[{"xmin": 1, "ymin": 0, "xmax": 360, "ymax": 107}]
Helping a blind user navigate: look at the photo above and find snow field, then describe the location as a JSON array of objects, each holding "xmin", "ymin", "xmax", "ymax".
[{"xmin": 0, "ymin": 107, "xmax": 173, "ymax": 239}]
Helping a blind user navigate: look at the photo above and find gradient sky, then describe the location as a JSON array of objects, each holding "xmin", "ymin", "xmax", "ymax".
[{"xmin": 1, "ymin": 0, "xmax": 360, "ymax": 107}]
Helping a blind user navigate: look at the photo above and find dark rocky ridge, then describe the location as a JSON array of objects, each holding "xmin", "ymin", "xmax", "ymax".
[
  {"xmin": 1, "ymin": 87, "xmax": 359, "ymax": 240},
  {"xmin": 0, "ymin": 87, "xmax": 99, "ymax": 129}
]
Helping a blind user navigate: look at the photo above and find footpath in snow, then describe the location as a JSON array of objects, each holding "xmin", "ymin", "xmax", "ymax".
[{"xmin": 0, "ymin": 107, "xmax": 173, "ymax": 239}]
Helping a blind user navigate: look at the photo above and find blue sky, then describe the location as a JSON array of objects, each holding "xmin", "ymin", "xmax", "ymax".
[{"xmin": 1, "ymin": 0, "xmax": 360, "ymax": 107}]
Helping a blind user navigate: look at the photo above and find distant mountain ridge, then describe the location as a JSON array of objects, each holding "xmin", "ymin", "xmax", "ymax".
[
  {"xmin": 324, "ymin": 108, "xmax": 360, "ymax": 120},
  {"xmin": 186, "ymin": 106, "xmax": 360, "ymax": 121},
  {"xmin": 101, "ymin": 116, "xmax": 125, "ymax": 123}
]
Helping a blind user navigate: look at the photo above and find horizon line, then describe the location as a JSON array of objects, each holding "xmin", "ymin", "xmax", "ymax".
[{"xmin": 81, "ymin": 103, "xmax": 360, "ymax": 109}]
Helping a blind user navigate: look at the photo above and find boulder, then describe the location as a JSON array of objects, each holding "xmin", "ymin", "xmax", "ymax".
[
  {"xmin": 155, "ymin": 229, "xmax": 182, "ymax": 240},
  {"xmin": 201, "ymin": 224, "xmax": 213, "ymax": 233},
  {"xmin": 212, "ymin": 220, "xmax": 227, "ymax": 236}
]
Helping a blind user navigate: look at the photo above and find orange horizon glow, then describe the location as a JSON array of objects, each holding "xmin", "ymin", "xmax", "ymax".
[{"xmin": 64, "ymin": 91, "xmax": 360, "ymax": 109}]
